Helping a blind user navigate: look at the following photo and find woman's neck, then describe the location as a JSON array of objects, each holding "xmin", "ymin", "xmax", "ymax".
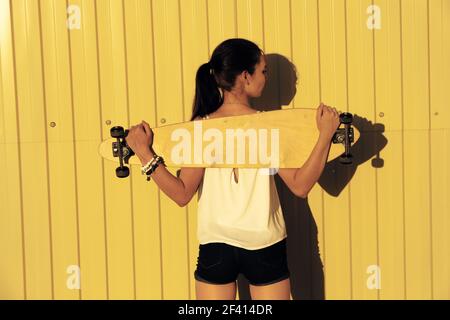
[{"xmin": 220, "ymin": 90, "xmax": 252, "ymax": 111}]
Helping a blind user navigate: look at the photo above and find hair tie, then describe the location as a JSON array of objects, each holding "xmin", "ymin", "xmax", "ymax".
[{"xmin": 207, "ymin": 61, "xmax": 213, "ymax": 75}]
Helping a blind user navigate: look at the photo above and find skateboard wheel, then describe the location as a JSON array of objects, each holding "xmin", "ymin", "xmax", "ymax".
[
  {"xmin": 339, "ymin": 154, "xmax": 353, "ymax": 165},
  {"xmin": 116, "ymin": 166, "xmax": 130, "ymax": 178},
  {"xmin": 111, "ymin": 126, "xmax": 125, "ymax": 138},
  {"xmin": 340, "ymin": 112, "xmax": 353, "ymax": 125}
]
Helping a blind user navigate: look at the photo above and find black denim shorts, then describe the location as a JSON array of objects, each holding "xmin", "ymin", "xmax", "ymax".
[{"xmin": 194, "ymin": 238, "xmax": 290, "ymax": 286}]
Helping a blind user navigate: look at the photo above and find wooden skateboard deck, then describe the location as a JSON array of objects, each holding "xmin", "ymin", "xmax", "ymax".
[{"xmin": 98, "ymin": 108, "xmax": 359, "ymax": 177}]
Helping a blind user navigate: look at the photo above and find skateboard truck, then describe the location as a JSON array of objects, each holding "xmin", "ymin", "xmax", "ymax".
[
  {"xmin": 332, "ymin": 112, "xmax": 354, "ymax": 165},
  {"xmin": 110, "ymin": 126, "xmax": 134, "ymax": 178}
]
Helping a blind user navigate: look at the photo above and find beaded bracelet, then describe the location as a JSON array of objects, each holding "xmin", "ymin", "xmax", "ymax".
[
  {"xmin": 143, "ymin": 156, "xmax": 165, "ymax": 181},
  {"xmin": 141, "ymin": 154, "xmax": 158, "ymax": 175}
]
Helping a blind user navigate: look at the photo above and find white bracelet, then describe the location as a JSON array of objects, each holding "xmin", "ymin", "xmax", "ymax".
[{"xmin": 141, "ymin": 155, "xmax": 158, "ymax": 175}]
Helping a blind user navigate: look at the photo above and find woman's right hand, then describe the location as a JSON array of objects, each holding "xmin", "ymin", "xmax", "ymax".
[
  {"xmin": 125, "ymin": 120, "xmax": 154, "ymax": 162},
  {"xmin": 316, "ymin": 102, "xmax": 341, "ymax": 140}
]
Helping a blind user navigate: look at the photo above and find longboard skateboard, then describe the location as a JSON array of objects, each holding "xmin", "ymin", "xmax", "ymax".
[{"xmin": 98, "ymin": 108, "xmax": 359, "ymax": 178}]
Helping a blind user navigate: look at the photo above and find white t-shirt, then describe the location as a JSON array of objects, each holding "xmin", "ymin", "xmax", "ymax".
[{"xmin": 196, "ymin": 113, "xmax": 287, "ymax": 250}]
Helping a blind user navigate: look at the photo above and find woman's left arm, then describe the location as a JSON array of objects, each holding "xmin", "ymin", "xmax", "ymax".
[
  {"xmin": 277, "ymin": 133, "xmax": 332, "ymax": 198},
  {"xmin": 277, "ymin": 103, "xmax": 340, "ymax": 198}
]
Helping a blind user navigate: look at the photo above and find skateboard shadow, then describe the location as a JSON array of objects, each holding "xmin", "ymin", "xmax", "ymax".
[
  {"xmin": 318, "ymin": 115, "xmax": 387, "ymax": 196},
  {"xmin": 236, "ymin": 53, "xmax": 388, "ymax": 300}
]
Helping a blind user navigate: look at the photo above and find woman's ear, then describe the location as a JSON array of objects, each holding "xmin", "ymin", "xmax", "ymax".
[{"xmin": 243, "ymin": 71, "xmax": 250, "ymax": 85}]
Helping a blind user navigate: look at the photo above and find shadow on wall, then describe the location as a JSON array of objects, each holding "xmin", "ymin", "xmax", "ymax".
[{"xmin": 236, "ymin": 53, "xmax": 388, "ymax": 300}]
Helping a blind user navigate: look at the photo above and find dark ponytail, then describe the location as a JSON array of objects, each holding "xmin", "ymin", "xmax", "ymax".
[
  {"xmin": 190, "ymin": 62, "xmax": 223, "ymax": 121},
  {"xmin": 190, "ymin": 38, "xmax": 263, "ymax": 121}
]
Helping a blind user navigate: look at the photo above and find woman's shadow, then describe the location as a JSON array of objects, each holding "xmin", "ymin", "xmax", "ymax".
[{"xmin": 236, "ymin": 53, "xmax": 388, "ymax": 300}]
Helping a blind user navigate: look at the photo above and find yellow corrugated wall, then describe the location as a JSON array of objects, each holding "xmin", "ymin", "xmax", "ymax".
[{"xmin": 0, "ymin": 0, "xmax": 448, "ymax": 300}]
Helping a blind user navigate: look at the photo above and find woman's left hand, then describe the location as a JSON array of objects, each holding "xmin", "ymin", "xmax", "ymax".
[{"xmin": 125, "ymin": 121, "xmax": 153, "ymax": 160}]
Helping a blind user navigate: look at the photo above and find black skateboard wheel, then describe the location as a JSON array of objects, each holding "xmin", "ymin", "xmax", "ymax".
[
  {"xmin": 116, "ymin": 166, "xmax": 130, "ymax": 178},
  {"xmin": 340, "ymin": 112, "xmax": 353, "ymax": 125},
  {"xmin": 111, "ymin": 126, "xmax": 125, "ymax": 138}
]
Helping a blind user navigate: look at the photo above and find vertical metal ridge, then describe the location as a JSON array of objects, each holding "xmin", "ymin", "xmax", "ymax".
[
  {"xmin": 370, "ymin": 0, "xmax": 381, "ymax": 300},
  {"xmin": 426, "ymin": 0, "xmax": 434, "ymax": 299},
  {"xmin": 149, "ymin": 0, "xmax": 164, "ymax": 299},
  {"xmin": 288, "ymin": 0, "xmax": 294, "ymax": 108},
  {"xmin": 176, "ymin": 0, "xmax": 191, "ymax": 299},
  {"xmin": 93, "ymin": 0, "xmax": 110, "ymax": 299},
  {"xmin": 399, "ymin": 0, "xmax": 407, "ymax": 300},
  {"xmin": 120, "ymin": 0, "xmax": 137, "ymax": 300},
  {"xmin": 8, "ymin": 0, "xmax": 27, "ymax": 299},
  {"xmin": 315, "ymin": 0, "xmax": 326, "ymax": 296},
  {"xmin": 205, "ymin": 0, "xmax": 211, "ymax": 55},
  {"xmin": 342, "ymin": 0, "xmax": 353, "ymax": 299},
  {"xmin": 37, "ymin": 0, "xmax": 55, "ymax": 299},
  {"xmin": 64, "ymin": 0, "xmax": 82, "ymax": 300},
  {"xmin": 261, "ymin": 0, "xmax": 265, "ymax": 49},
  {"xmin": 234, "ymin": 0, "xmax": 238, "ymax": 37}
]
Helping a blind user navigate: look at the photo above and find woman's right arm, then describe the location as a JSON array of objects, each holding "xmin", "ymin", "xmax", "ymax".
[
  {"xmin": 135, "ymin": 115, "xmax": 205, "ymax": 207},
  {"xmin": 139, "ymin": 152, "xmax": 205, "ymax": 207}
]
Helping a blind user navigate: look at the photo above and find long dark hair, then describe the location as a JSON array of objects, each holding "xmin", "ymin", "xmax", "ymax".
[{"xmin": 190, "ymin": 38, "xmax": 263, "ymax": 121}]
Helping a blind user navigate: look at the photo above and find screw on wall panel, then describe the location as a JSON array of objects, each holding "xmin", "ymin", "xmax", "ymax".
[
  {"xmin": 161, "ymin": 118, "xmax": 166, "ymax": 124},
  {"xmin": 379, "ymin": 112, "xmax": 384, "ymax": 118},
  {"xmin": 50, "ymin": 122, "xmax": 56, "ymax": 127},
  {"xmin": 106, "ymin": 120, "xmax": 111, "ymax": 125},
  {"xmin": 434, "ymin": 112, "xmax": 439, "ymax": 116}
]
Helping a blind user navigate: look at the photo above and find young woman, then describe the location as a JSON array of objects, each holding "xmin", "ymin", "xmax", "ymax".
[{"xmin": 126, "ymin": 38, "xmax": 340, "ymax": 300}]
